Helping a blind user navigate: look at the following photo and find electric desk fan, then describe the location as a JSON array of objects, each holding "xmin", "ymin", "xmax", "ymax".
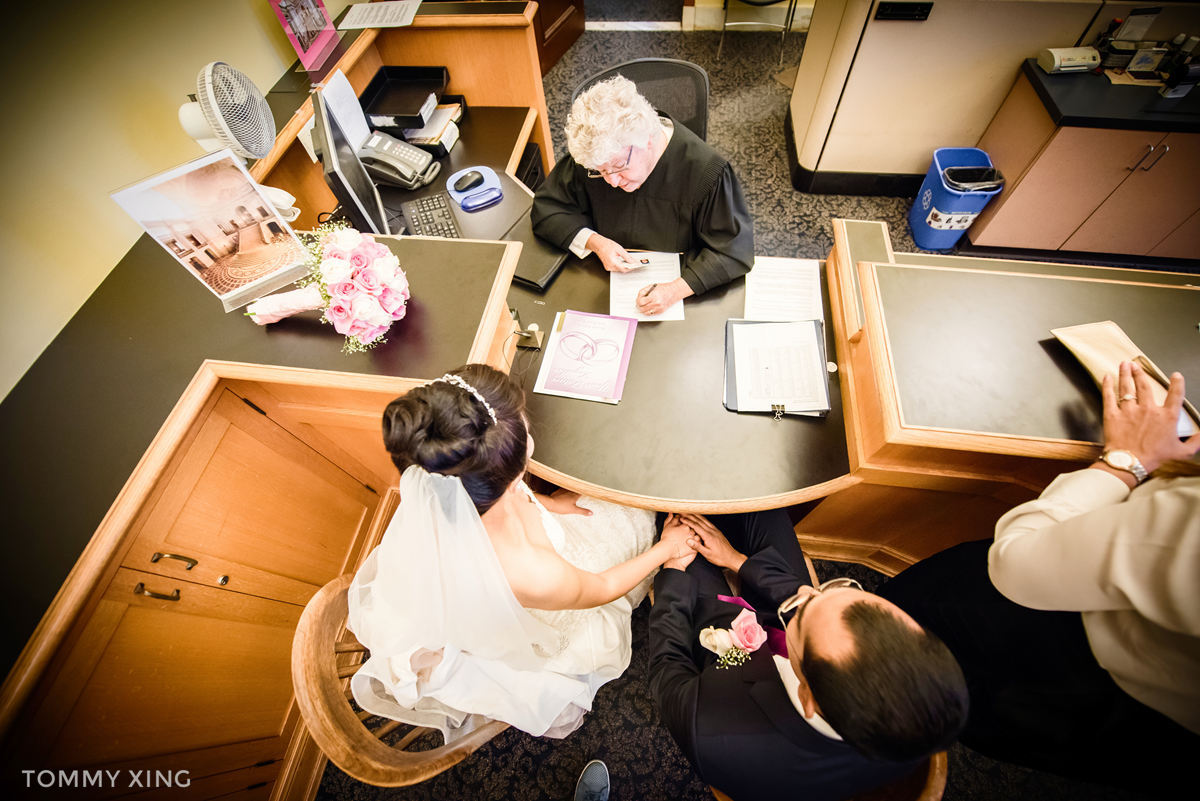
[{"xmin": 178, "ymin": 61, "xmax": 276, "ymax": 160}]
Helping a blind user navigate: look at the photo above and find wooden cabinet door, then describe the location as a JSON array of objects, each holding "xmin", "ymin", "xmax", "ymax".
[
  {"xmin": 15, "ymin": 567, "xmax": 300, "ymax": 797},
  {"xmin": 969, "ymin": 127, "xmax": 1165, "ymax": 250},
  {"xmin": 1064, "ymin": 132, "xmax": 1200, "ymax": 255},
  {"xmin": 1149, "ymin": 206, "xmax": 1200, "ymax": 260},
  {"xmin": 123, "ymin": 390, "xmax": 377, "ymax": 606}
]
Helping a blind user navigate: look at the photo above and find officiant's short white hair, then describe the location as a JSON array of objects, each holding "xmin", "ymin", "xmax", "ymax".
[{"xmin": 565, "ymin": 75, "xmax": 660, "ymax": 170}]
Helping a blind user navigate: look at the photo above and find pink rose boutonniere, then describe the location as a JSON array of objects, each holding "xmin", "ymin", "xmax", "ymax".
[
  {"xmin": 699, "ymin": 609, "xmax": 768, "ymax": 669},
  {"xmin": 245, "ymin": 222, "xmax": 410, "ymax": 353}
]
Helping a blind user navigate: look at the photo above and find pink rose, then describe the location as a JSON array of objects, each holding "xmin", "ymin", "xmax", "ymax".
[
  {"xmin": 323, "ymin": 246, "xmax": 350, "ymax": 262},
  {"xmin": 327, "ymin": 280, "xmax": 359, "ymax": 301},
  {"xmin": 349, "ymin": 249, "xmax": 372, "ymax": 269},
  {"xmin": 378, "ymin": 286, "xmax": 408, "ymax": 320},
  {"xmin": 352, "ymin": 265, "xmax": 384, "ymax": 296},
  {"xmin": 729, "ymin": 609, "xmax": 767, "ymax": 652},
  {"xmin": 366, "ymin": 241, "xmax": 392, "ymax": 260},
  {"xmin": 325, "ymin": 299, "xmax": 355, "ymax": 335},
  {"xmin": 347, "ymin": 319, "xmax": 388, "ymax": 346}
]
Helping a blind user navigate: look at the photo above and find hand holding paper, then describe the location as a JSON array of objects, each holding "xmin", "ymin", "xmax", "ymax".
[{"xmin": 1100, "ymin": 361, "xmax": 1200, "ymax": 475}]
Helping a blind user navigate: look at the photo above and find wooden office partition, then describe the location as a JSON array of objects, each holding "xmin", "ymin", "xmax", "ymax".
[{"xmin": 251, "ymin": 3, "xmax": 552, "ymax": 230}]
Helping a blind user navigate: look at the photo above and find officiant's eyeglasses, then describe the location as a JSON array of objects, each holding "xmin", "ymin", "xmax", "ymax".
[
  {"xmin": 587, "ymin": 146, "xmax": 634, "ymax": 178},
  {"xmin": 776, "ymin": 577, "xmax": 864, "ymax": 632}
]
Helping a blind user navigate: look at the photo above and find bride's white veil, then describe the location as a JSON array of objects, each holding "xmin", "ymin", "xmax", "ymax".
[{"xmin": 347, "ymin": 465, "xmax": 594, "ymax": 741}]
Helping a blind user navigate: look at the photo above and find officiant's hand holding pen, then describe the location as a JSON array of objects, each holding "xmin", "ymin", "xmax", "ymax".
[{"xmin": 636, "ymin": 277, "xmax": 694, "ymax": 316}]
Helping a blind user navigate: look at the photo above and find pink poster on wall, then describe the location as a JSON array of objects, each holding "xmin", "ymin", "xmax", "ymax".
[{"xmin": 270, "ymin": 0, "xmax": 340, "ymax": 71}]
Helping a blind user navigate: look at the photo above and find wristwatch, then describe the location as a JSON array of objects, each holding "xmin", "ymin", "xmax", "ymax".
[{"xmin": 1099, "ymin": 449, "xmax": 1149, "ymax": 484}]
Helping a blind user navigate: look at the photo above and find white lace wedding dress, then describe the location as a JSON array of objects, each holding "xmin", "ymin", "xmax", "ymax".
[{"xmin": 346, "ymin": 466, "xmax": 655, "ymax": 742}]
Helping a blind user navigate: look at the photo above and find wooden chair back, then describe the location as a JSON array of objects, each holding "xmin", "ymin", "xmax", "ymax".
[
  {"xmin": 291, "ymin": 574, "xmax": 507, "ymax": 787},
  {"xmin": 709, "ymin": 751, "xmax": 946, "ymax": 801}
]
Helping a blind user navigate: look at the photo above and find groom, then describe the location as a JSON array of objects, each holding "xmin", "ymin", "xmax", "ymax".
[{"xmin": 648, "ymin": 510, "xmax": 968, "ymax": 801}]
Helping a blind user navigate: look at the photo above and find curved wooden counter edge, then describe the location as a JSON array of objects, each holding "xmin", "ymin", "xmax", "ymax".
[
  {"xmin": 526, "ymin": 460, "xmax": 862, "ymax": 514},
  {"xmin": 0, "ymin": 361, "xmax": 429, "ymax": 738}
]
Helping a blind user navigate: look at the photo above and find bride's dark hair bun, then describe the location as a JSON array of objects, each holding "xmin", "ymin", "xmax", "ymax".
[{"xmin": 383, "ymin": 364, "xmax": 528, "ymax": 514}]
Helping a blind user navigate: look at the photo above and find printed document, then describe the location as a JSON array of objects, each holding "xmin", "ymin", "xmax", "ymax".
[
  {"xmin": 730, "ymin": 320, "xmax": 829, "ymax": 414},
  {"xmin": 744, "ymin": 257, "xmax": 823, "ymax": 322},
  {"xmin": 339, "ymin": 1, "xmax": 420, "ymax": 30},
  {"xmin": 609, "ymin": 251, "xmax": 685, "ymax": 321}
]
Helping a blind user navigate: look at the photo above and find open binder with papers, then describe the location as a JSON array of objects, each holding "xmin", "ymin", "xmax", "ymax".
[
  {"xmin": 723, "ymin": 319, "xmax": 831, "ymax": 419},
  {"xmin": 723, "ymin": 256, "xmax": 832, "ymax": 419}
]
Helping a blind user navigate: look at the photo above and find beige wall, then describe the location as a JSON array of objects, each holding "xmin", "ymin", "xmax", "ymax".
[{"xmin": 0, "ymin": 0, "xmax": 350, "ymax": 401}]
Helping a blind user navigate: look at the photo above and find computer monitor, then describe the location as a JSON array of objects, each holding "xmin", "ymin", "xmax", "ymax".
[{"xmin": 310, "ymin": 88, "xmax": 390, "ymax": 235}]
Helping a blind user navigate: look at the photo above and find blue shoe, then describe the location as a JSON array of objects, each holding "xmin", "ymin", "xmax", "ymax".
[{"xmin": 574, "ymin": 759, "xmax": 610, "ymax": 801}]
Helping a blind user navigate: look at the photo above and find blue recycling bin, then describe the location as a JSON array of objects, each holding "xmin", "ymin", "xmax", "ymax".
[{"xmin": 908, "ymin": 148, "xmax": 1003, "ymax": 250}]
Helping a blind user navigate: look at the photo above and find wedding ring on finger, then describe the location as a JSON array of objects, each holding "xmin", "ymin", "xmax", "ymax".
[{"xmin": 1119, "ymin": 393, "xmax": 1137, "ymax": 403}]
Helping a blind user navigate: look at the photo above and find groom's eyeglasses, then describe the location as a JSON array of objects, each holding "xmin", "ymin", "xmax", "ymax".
[{"xmin": 776, "ymin": 577, "xmax": 864, "ymax": 632}]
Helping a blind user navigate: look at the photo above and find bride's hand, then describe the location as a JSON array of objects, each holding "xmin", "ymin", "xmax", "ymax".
[
  {"xmin": 660, "ymin": 514, "xmax": 698, "ymax": 570},
  {"xmin": 539, "ymin": 488, "xmax": 593, "ymax": 516}
]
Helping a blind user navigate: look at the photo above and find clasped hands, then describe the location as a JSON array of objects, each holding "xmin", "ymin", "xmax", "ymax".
[
  {"xmin": 586, "ymin": 233, "xmax": 694, "ymax": 316},
  {"xmin": 659, "ymin": 513, "xmax": 747, "ymax": 573}
]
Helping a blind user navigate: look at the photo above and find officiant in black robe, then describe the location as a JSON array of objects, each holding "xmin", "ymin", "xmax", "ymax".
[{"xmin": 532, "ymin": 75, "xmax": 754, "ymax": 316}]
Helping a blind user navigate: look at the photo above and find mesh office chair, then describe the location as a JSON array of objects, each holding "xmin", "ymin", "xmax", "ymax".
[
  {"xmin": 718, "ymin": 0, "xmax": 800, "ymax": 65},
  {"xmin": 571, "ymin": 58, "xmax": 710, "ymax": 141}
]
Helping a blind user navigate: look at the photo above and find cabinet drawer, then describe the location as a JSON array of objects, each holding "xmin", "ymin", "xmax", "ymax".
[
  {"xmin": 12, "ymin": 567, "xmax": 300, "ymax": 787},
  {"xmin": 123, "ymin": 390, "xmax": 377, "ymax": 606}
]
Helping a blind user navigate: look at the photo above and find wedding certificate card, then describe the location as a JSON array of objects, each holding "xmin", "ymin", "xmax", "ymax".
[{"xmin": 534, "ymin": 311, "xmax": 638, "ymax": 404}]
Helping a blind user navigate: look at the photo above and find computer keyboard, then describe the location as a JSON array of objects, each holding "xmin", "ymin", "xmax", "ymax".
[{"xmin": 401, "ymin": 192, "xmax": 461, "ymax": 238}]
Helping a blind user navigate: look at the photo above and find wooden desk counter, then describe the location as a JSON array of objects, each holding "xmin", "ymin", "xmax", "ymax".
[{"xmin": 797, "ymin": 218, "xmax": 1200, "ymax": 572}]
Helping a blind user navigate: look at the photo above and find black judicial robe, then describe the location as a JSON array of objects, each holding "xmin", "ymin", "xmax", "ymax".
[{"xmin": 531, "ymin": 116, "xmax": 754, "ymax": 295}]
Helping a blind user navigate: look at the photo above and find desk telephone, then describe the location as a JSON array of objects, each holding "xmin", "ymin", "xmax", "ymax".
[{"xmin": 360, "ymin": 131, "xmax": 440, "ymax": 190}]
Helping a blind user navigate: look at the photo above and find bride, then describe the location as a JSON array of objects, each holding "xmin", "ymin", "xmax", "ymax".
[{"xmin": 347, "ymin": 364, "xmax": 694, "ymax": 741}]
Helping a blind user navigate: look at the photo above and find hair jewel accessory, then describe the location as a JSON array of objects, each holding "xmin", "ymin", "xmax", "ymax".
[{"xmin": 434, "ymin": 374, "xmax": 497, "ymax": 425}]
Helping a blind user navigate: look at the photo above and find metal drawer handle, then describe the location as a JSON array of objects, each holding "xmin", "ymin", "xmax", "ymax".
[
  {"xmin": 1141, "ymin": 144, "xmax": 1170, "ymax": 171},
  {"xmin": 134, "ymin": 582, "xmax": 180, "ymax": 602},
  {"xmin": 151, "ymin": 552, "xmax": 197, "ymax": 570},
  {"xmin": 1126, "ymin": 144, "xmax": 1154, "ymax": 171}
]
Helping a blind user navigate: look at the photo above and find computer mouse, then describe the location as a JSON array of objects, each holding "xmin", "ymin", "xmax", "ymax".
[{"xmin": 453, "ymin": 170, "xmax": 484, "ymax": 193}]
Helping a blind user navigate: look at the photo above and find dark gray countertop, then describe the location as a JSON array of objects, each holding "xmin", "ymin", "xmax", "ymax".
[{"xmin": 1021, "ymin": 58, "xmax": 1200, "ymax": 132}]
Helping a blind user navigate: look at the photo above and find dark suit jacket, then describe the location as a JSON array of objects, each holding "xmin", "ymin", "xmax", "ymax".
[{"xmin": 648, "ymin": 548, "xmax": 918, "ymax": 801}]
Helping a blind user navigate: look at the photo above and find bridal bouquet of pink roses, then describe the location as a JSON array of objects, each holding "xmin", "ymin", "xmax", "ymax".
[{"xmin": 246, "ymin": 223, "xmax": 409, "ymax": 353}]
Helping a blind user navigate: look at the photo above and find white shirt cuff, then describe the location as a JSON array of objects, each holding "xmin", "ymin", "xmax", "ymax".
[{"xmin": 569, "ymin": 228, "xmax": 596, "ymax": 259}]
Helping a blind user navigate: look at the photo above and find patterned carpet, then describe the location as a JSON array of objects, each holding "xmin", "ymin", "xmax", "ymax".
[{"xmin": 314, "ymin": 26, "xmax": 1162, "ymax": 801}]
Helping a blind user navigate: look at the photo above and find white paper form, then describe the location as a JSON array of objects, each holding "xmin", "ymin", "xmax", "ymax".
[
  {"xmin": 339, "ymin": 1, "xmax": 420, "ymax": 30},
  {"xmin": 732, "ymin": 322, "xmax": 828, "ymax": 413},
  {"xmin": 609, "ymin": 251, "xmax": 685, "ymax": 322},
  {"xmin": 744, "ymin": 257, "xmax": 823, "ymax": 322},
  {"xmin": 297, "ymin": 69, "xmax": 371, "ymax": 161}
]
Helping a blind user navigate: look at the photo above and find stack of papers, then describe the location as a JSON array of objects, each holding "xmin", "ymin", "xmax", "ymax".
[{"xmin": 725, "ymin": 257, "xmax": 831, "ymax": 417}]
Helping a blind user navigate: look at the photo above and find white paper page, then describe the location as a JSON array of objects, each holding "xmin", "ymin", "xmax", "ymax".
[
  {"xmin": 339, "ymin": 1, "xmax": 420, "ymax": 30},
  {"xmin": 744, "ymin": 257, "xmax": 823, "ymax": 322},
  {"xmin": 733, "ymin": 322, "xmax": 827, "ymax": 412},
  {"xmin": 322, "ymin": 70, "xmax": 372, "ymax": 150},
  {"xmin": 609, "ymin": 251, "xmax": 685, "ymax": 322}
]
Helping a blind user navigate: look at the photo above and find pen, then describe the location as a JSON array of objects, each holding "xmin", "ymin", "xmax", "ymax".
[{"xmin": 640, "ymin": 283, "xmax": 657, "ymax": 298}]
